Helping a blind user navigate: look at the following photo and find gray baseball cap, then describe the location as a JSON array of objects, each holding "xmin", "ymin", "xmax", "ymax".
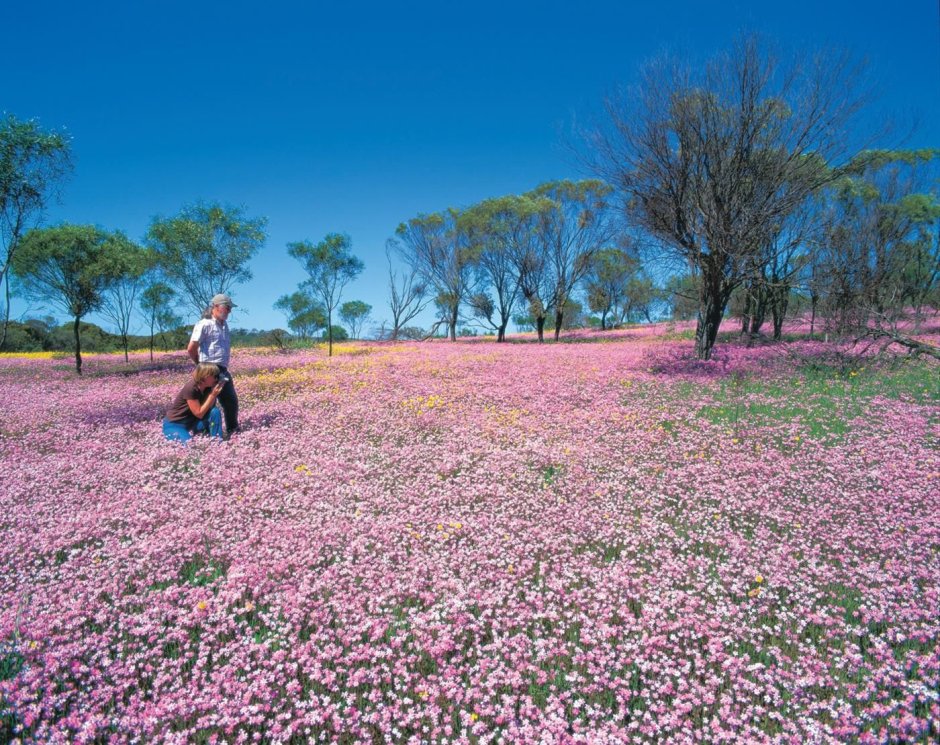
[{"xmin": 211, "ymin": 293, "xmax": 236, "ymax": 308}]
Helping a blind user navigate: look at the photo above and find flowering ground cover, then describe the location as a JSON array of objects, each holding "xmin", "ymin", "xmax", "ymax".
[{"xmin": 1, "ymin": 327, "xmax": 938, "ymax": 743}]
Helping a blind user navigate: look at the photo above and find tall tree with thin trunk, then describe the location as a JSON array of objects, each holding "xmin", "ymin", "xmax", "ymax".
[
  {"xmin": 287, "ymin": 233, "xmax": 363, "ymax": 356},
  {"xmin": 531, "ymin": 179, "xmax": 616, "ymax": 340},
  {"xmin": 99, "ymin": 243, "xmax": 155, "ymax": 361},
  {"xmin": 0, "ymin": 115, "xmax": 72, "ymax": 349},
  {"xmin": 396, "ymin": 209, "xmax": 477, "ymax": 341},
  {"xmin": 585, "ymin": 35, "xmax": 867, "ymax": 358},
  {"xmin": 385, "ymin": 242, "xmax": 430, "ymax": 340},
  {"xmin": 339, "ymin": 300, "xmax": 372, "ymax": 340},
  {"xmin": 140, "ymin": 281, "xmax": 180, "ymax": 361},
  {"xmin": 12, "ymin": 225, "xmax": 128, "ymax": 374}
]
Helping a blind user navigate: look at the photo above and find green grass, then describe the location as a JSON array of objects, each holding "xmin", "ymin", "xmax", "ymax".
[{"xmin": 692, "ymin": 358, "xmax": 938, "ymax": 442}]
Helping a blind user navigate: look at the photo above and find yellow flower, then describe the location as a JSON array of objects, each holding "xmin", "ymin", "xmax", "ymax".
[
  {"xmin": 197, "ymin": 601, "xmax": 208, "ymax": 611},
  {"xmin": 417, "ymin": 690, "xmax": 429, "ymax": 699},
  {"xmin": 747, "ymin": 588, "xmax": 761, "ymax": 598},
  {"xmin": 507, "ymin": 564, "xmax": 515, "ymax": 573},
  {"xmin": 470, "ymin": 712, "xmax": 479, "ymax": 722},
  {"xmin": 755, "ymin": 574, "xmax": 764, "ymax": 584}
]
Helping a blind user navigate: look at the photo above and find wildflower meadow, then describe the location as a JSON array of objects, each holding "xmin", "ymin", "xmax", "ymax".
[{"xmin": 1, "ymin": 326, "xmax": 938, "ymax": 744}]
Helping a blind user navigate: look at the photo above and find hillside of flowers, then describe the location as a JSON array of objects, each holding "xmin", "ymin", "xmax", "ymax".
[{"xmin": 1, "ymin": 325, "xmax": 938, "ymax": 743}]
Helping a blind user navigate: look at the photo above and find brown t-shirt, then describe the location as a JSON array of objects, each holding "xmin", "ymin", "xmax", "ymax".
[{"xmin": 166, "ymin": 380, "xmax": 209, "ymax": 425}]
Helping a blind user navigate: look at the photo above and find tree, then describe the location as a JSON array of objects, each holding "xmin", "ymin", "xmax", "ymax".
[
  {"xmin": 495, "ymin": 193, "xmax": 556, "ymax": 342},
  {"xmin": 817, "ymin": 149, "xmax": 940, "ymax": 336},
  {"xmin": 339, "ymin": 300, "xmax": 372, "ymax": 340},
  {"xmin": 396, "ymin": 209, "xmax": 478, "ymax": 341},
  {"xmin": 287, "ymin": 233, "xmax": 363, "ymax": 356},
  {"xmin": 147, "ymin": 202, "xmax": 267, "ymax": 317},
  {"xmin": 0, "ymin": 115, "xmax": 72, "ymax": 349},
  {"xmin": 12, "ymin": 224, "xmax": 128, "ymax": 373},
  {"xmin": 586, "ymin": 35, "xmax": 867, "ymax": 358},
  {"xmin": 460, "ymin": 197, "xmax": 526, "ymax": 342},
  {"xmin": 99, "ymin": 242, "xmax": 154, "ymax": 361},
  {"xmin": 274, "ymin": 290, "xmax": 326, "ymax": 341},
  {"xmin": 584, "ymin": 246, "xmax": 640, "ymax": 329},
  {"xmin": 665, "ymin": 273, "xmax": 700, "ymax": 321},
  {"xmin": 385, "ymin": 241, "xmax": 430, "ymax": 340},
  {"xmin": 140, "ymin": 282, "xmax": 181, "ymax": 361},
  {"xmin": 531, "ymin": 180, "xmax": 616, "ymax": 339}
]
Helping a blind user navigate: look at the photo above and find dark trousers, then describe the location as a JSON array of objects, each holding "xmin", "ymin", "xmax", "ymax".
[{"xmin": 217, "ymin": 365, "xmax": 239, "ymax": 432}]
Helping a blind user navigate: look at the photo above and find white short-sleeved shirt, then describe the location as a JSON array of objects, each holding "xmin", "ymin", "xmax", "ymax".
[{"xmin": 190, "ymin": 318, "xmax": 231, "ymax": 367}]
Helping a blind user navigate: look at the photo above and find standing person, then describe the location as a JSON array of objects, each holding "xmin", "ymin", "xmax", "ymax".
[
  {"xmin": 162, "ymin": 363, "xmax": 225, "ymax": 442},
  {"xmin": 188, "ymin": 293, "xmax": 240, "ymax": 435}
]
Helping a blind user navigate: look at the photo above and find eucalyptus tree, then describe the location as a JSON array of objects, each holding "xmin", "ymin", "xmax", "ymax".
[
  {"xmin": 99, "ymin": 243, "xmax": 155, "ymax": 360},
  {"xmin": 287, "ymin": 232, "xmax": 362, "ymax": 356},
  {"xmin": 459, "ymin": 196, "xmax": 527, "ymax": 342},
  {"xmin": 339, "ymin": 300, "xmax": 372, "ymax": 340},
  {"xmin": 585, "ymin": 246, "xmax": 640, "ymax": 329},
  {"xmin": 0, "ymin": 115, "xmax": 72, "ymax": 348},
  {"xmin": 495, "ymin": 193, "xmax": 556, "ymax": 341},
  {"xmin": 274, "ymin": 290, "xmax": 326, "ymax": 341},
  {"xmin": 396, "ymin": 208, "xmax": 478, "ymax": 341},
  {"xmin": 385, "ymin": 242, "xmax": 430, "ymax": 340},
  {"xmin": 531, "ymin": 180, "xmax": 616, "ymax": 339},
  {"xmin": 817, "ymin": 149, "xmax": 940, "ymax": 335},
  {"xmin": 140, "ymin": 281, "xmax": 181, "ymax": 360},
  {"xmin": 147, "ymin": 202, "xmax": 267, "ymax": 317},
  {"xmin": 585, "ymin": 35, "xmax": 867, "ymax": 358},
  {"xmin": 12, "ymin": 224, "xmax": 129, "ymax": 374}
]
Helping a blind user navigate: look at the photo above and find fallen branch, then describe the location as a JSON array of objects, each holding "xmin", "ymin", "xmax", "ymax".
[{"xmin": 858, "ymin": 328, "xmax": 940, "ymax": 361}]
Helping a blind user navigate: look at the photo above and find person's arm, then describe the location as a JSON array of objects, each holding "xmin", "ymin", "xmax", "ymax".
[
  {"xmin": 187, "ymin": 381, "xmax": 225, "ymax": 418},
  {"xmin": 187, "ymin": 341, "xmax": 200, "ymax": 364}
]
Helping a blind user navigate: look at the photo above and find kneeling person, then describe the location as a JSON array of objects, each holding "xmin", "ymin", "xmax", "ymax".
[{"xmin": 162, "ymin": 363, "xmax": 225, "ymax": 442}]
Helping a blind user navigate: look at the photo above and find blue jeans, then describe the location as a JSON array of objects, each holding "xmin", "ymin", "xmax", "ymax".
[{"xmin": 162, "ymin": 408, "xmax": 223, "ymax": 442}]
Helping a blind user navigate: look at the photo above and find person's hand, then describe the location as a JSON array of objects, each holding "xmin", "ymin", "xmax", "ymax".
[{"xmin": 212, "ymin": 381, "xmax": 225, "ymax": 396}]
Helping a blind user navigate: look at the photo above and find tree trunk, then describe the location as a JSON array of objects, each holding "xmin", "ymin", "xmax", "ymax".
[
  {"xmin": 449, "ymin": 305, "xmax": 458, "ymax": 341},
  {"xmin": 694, "ymin": 266, "xmax": 729, "ymax": 360},
  {"xmin": 740, "ymin": 291, "xmax": 751, "ymax": 335},
  {"xmin": 536, "ymin": 315, "xmax": 545, "ymax": 343},
  {"xmin": 497, "ymin": 323, "xmax": 506, "ymax": 343},
  {"xmin": 810, "ymin": 294, "xmax": 818, "ymax": 336},
  {"xmin": 0, "ymin": 272, "xmax": 10, "ymax": 351},
  {"xmin": 327, "ymin": 310, "xmax": 333, "ymax": 356},
  {"xmin": 770, "ymin": 285, "xmax": 789, "ymax": 341},
  {"xmin": 73, "ymin": 316, "xmax": 83, "ymax": 375},
  {"xmin": 553, "ymin": 309, "xmax": 564, "ymax": 341}
]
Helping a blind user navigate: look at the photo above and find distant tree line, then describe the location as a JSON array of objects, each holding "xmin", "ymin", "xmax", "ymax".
[{"xmin": 3, "ymin": 34, "xmax": 937, "ymax": 367}]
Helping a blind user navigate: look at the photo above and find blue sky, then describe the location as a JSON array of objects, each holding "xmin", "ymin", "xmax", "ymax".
[{"xmin": 5, "ymin": 0, "xmax": 939, "ymax": 334}]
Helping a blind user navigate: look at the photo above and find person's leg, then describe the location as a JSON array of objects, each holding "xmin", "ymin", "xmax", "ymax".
[
  {"xmin": 207, "ymin": 407, "xmax": 223, "ymax": 439},
  {"xmin": 162, "ymin": 418, "xmax": 193, "ymax": 443},
  {"xmin": 217, "ymin": 372, "xmax": 239, "ymax": 433}
]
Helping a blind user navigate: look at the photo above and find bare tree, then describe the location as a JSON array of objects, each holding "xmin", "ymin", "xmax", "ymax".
[
  {"xmin": 585, "ymin": 35, "xmax": 868, "ymax": 358},
  {"xmin": 385, "ymin": 241, "xmax": 430, "ymax": 340}
]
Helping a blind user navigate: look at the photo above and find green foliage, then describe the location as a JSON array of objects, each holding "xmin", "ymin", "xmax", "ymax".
[
  {"xmin": 287, "ymin": 233, "xmax": 363, "ymax": 355},
  {"xmin": 274, "ymin": 290, "xmax": 325, "ymax": 340},
  {"xmin": 0, "ymin": 114, "xmax": 72, "ymax": 348},
  {"xmin": 339, "ymin": 300, "xmax": 371, "ymax": 339},
  {"xmin": 147, "ymin": 202, "xmax": 267, "ymax": 316}
]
